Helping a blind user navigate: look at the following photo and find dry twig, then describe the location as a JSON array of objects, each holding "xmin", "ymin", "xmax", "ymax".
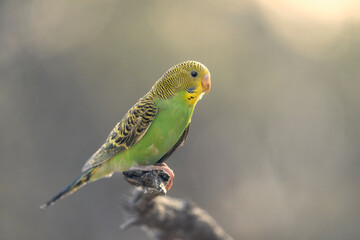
[{"xmin": 122, "ymin": 165, "xmax": 233, "ymax": 240}]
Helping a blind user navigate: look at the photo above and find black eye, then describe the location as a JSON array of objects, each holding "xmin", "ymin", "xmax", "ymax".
[{"xmin": 191, "ymin": 71, "xmax": 198, "ymax": 78}]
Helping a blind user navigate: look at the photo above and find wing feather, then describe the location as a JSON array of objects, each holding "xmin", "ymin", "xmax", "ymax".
[{"xmin": 82, "ymin": 96, "xmax": 158, "ymax": 172}]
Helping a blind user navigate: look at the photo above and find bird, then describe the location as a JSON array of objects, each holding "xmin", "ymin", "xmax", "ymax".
[{"xmin": 40, "ymin": 60, "xmax": 211, "ymax": 209}]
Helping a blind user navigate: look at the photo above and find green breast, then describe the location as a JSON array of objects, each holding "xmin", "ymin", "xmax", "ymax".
[{"xmin": 111, "ymin": 92, "xmax": 194, "ymax": 171}]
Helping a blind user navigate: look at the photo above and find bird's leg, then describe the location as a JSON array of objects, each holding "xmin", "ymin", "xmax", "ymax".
[
  {"xmin": 153, "ymin": 162, "xmax": 174, "ymax": 190},
  {"xmin": 124, "ymin": 163, "xmax": 174, "ymax": 192},
  {"xmin": 136, "ymin": 163, "xmax": 174, "ymax": 182}
]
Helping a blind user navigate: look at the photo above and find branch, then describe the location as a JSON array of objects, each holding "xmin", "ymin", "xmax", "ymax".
[{"xmin": 122, "ymin": 165, "xmax": 233, "ymax": 240}]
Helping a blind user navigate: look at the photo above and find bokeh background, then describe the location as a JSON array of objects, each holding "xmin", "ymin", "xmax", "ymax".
[{"xmin": 1, "ymin": 0, "xmax": 360, "ymax": 239}]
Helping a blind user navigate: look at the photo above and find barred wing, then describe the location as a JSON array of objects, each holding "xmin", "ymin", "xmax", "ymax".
[{"xmin": 82, "ymin": 98, "xmax": 158, "ymax": 172}]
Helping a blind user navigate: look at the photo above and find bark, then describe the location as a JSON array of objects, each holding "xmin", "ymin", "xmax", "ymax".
[{"xmin": 122, "ymin": 166, "xmax": 233, "ymax": 240}]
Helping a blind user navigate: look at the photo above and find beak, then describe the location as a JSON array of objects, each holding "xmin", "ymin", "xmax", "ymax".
[{"xmin": 201, "ymin": 73, "xmax": 211, "ymax": 94}]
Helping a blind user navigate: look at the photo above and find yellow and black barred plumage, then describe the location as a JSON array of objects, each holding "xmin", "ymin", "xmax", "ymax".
[
  {"xmin": 82, "ymin": 95, "xmax": 158, "ymax": 171},
  {"xmin": 151, "ymin": 61, "xmax": 205, "ymax": 99}
]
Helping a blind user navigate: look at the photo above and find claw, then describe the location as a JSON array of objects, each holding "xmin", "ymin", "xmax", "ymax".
[{"xmin": 127, "ymin": 163, "xmax": 175, "ymax": 191}]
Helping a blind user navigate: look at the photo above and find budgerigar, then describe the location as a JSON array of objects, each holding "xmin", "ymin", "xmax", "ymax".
[{"xmin": 41, "ymin": 61, "xmax": 211, "ymax": 208}]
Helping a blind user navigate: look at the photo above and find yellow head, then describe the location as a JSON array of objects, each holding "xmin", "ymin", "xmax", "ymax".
[{"xmin": 151, "ymin": 61, "xmax": 211, "ymax": 105}]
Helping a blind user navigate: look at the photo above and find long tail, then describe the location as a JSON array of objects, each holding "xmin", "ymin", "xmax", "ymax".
[{"xmin": 40, "ymin": 166, "xmax": 100, "ymax": 209}]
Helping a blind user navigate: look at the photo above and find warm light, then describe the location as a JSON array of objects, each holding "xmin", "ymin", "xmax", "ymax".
[{"xmin": 256, "ymin": 0, "xmax": 360, "ymax": 58}]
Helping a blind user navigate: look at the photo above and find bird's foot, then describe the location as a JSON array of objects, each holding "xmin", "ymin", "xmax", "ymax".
[{"xmin": 124, "ymin": 163, "xmax": 174, "ymax": 192}]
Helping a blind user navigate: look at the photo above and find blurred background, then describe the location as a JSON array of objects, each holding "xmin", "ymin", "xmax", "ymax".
[{"xmin": 1, "ymin": 0, "xmax": 360, "ymax": 239}]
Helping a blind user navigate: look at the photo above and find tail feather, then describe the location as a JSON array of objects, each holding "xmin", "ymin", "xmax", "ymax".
[{"xmin": 40, "ymin": 166, "xmax": 99, "ymax": 209}]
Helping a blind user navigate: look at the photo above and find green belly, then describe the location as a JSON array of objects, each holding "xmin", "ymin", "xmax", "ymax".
[{"xmin": 110, "ymin": 93, "xmax": 194, "ymax": 172}]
